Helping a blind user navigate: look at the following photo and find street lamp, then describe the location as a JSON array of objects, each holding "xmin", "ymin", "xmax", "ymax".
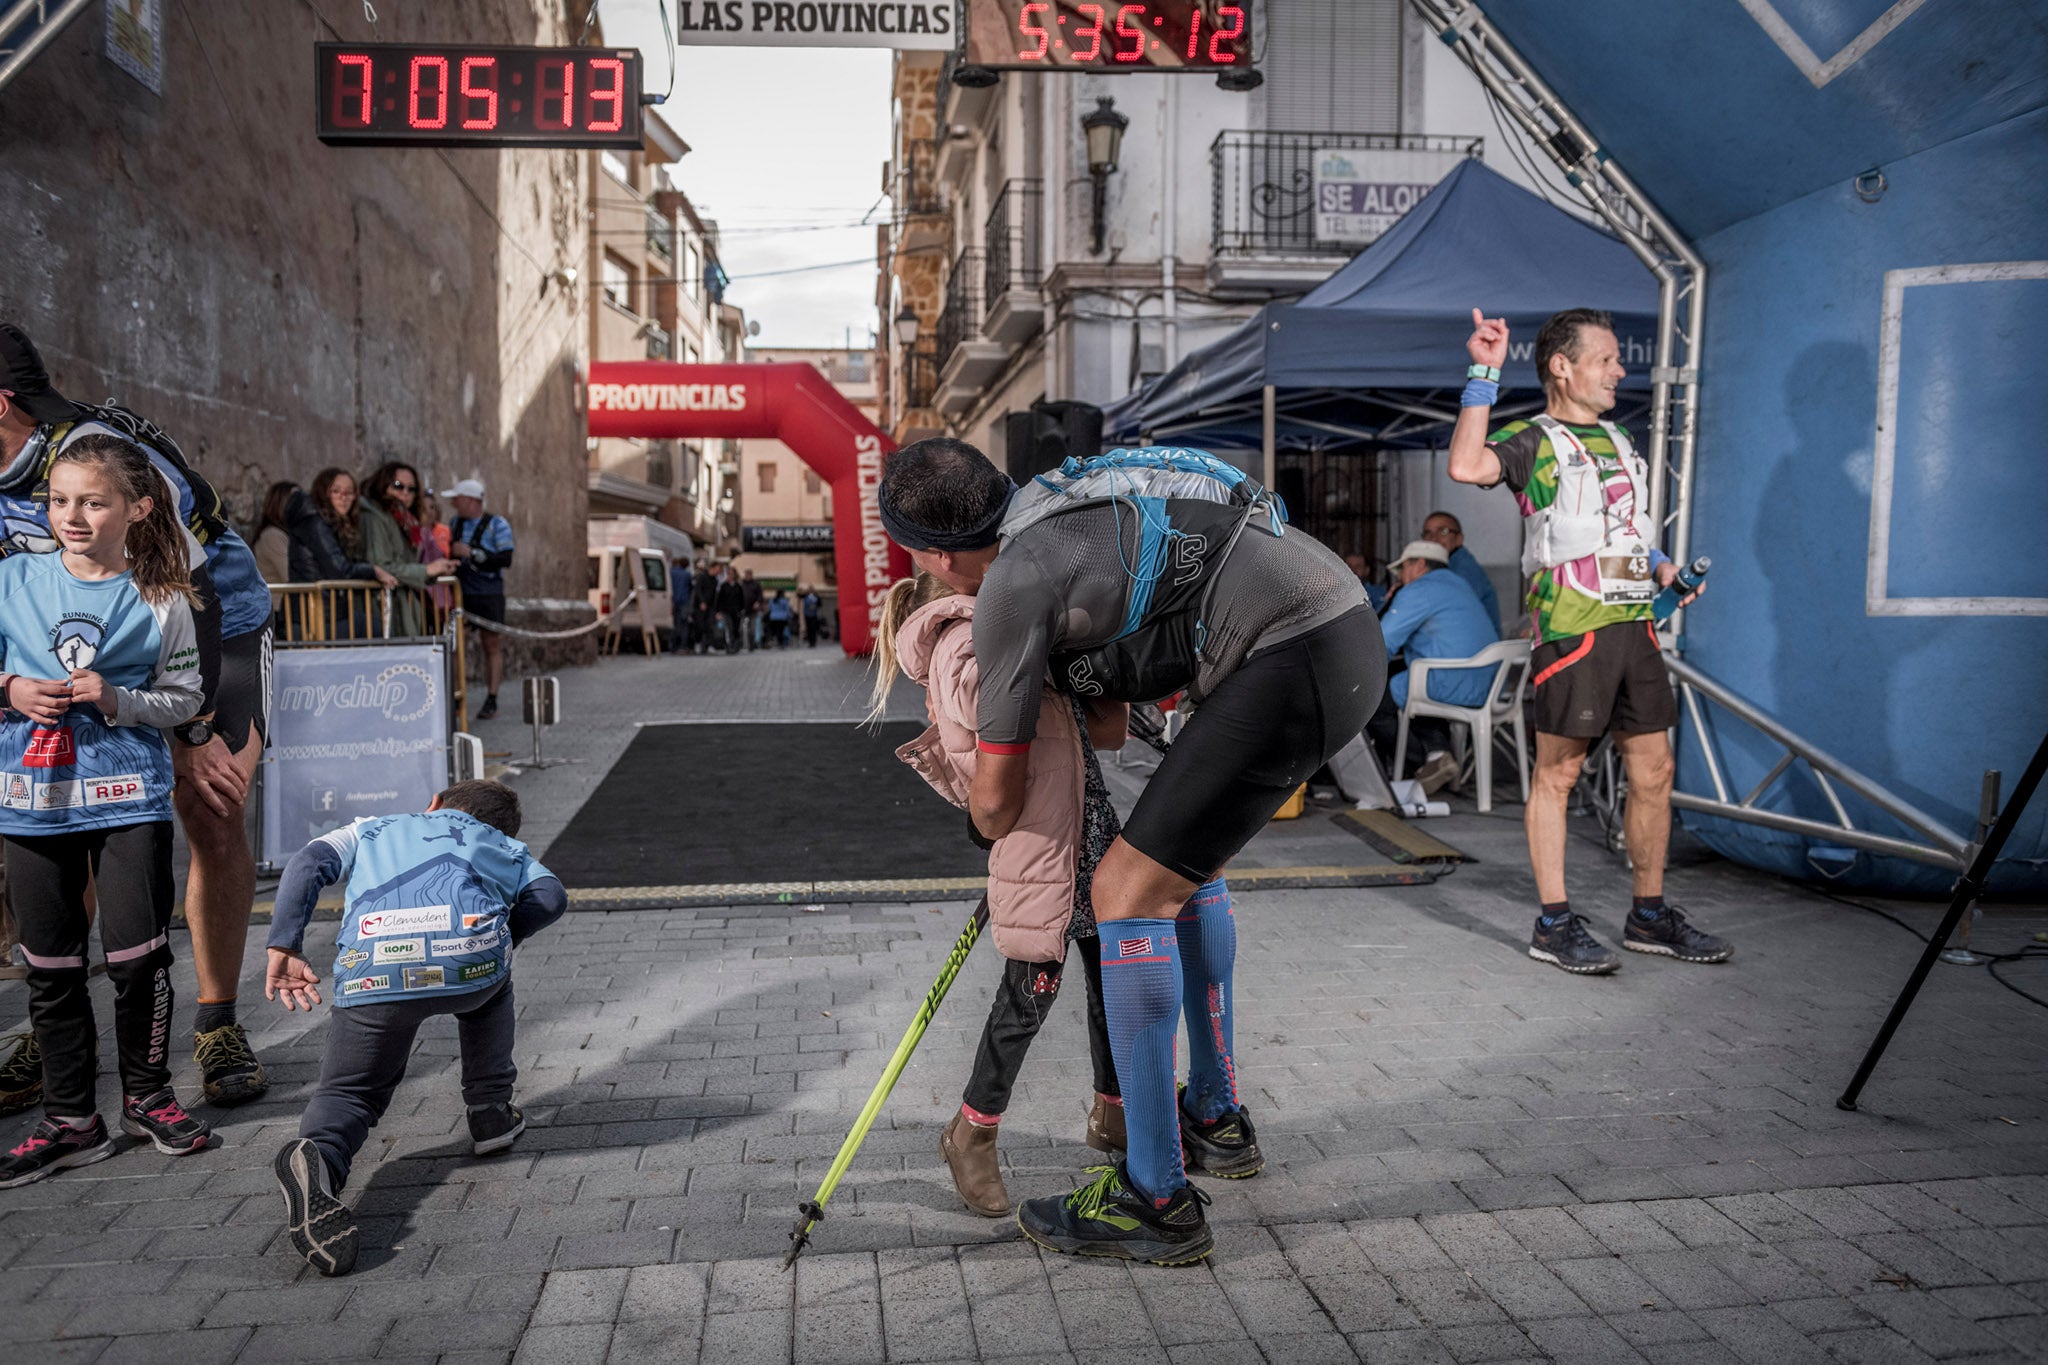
[
  {"xmin": 894, "ymin": 305, "xmax": 920, "ymax": 348},
  {"xmin": 1082, "ymin": 96, "xmax": 1128, "ymax": 256}
]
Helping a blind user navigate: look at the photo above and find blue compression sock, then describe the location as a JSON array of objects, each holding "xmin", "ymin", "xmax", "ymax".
[
  {"xmin": 1175, "ymin": 877, "xmax": 1239, "ymax": 1122},
  {"xmin": 1099, "ymin": 917, "xmax": 1186, "ymax": 1204}
]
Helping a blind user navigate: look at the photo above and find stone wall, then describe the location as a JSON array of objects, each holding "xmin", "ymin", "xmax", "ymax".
[{"xmin": 0, "ymin": 1, "xmax": 595, "ymax": 663}]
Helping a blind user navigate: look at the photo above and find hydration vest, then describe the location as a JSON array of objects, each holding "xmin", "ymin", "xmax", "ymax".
[
  {"xmin": 1006, "ymin": 447, "xmax": 1285, "ymax": 704},
  {"xmin": 1518, "ymin": 416, "xmax": 1650, "ymax": 575},
  {"xmin": 42, "ymin": 404, "xmax": 237, "ymax": 550}
]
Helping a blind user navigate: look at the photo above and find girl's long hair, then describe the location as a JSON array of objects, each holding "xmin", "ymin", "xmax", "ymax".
[
  {"xmin": 259, "ymin": 480, "xmax": 298, "ymax": 533},
  {"xmin": 863, "ymin": 570, "xmax": 956, "ymax": 727},
  {"xmin": 310, "ymin": 466, "xmax": 361, "ymax": 554},
  {"xmin": 51, "ymin": 434, "xmax": 199, "ymax": 608}
]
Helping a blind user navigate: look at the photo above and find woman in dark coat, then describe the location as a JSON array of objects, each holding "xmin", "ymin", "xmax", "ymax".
[{"xmin": 287, "ymin": 468, "xmax": 393, "ymax": 638}]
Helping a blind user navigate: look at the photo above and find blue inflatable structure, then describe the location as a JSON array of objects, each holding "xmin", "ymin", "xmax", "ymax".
[{"xmin": 1477, "ymin": 0, "xmax": 2048, "ymax": 893}]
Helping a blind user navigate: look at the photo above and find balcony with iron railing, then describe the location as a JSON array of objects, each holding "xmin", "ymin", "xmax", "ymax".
[
  {"xmin": 935, "ymin": 247, "xmax": 1006, "ymax": 415},
  {"xmin": 1209, "ymin": 131, "xmax": 1483, "ymax": 294},
  {"xmin": 981, "ymin": 179, "xmax": 1043, "ymax": 345},
  {"xmin": 893, "ymin": 139, "xmax": 947, "ymax": 251},
  {"xmin": 646, "ymin": 206, "xmax": 674, "ymax": 260}
]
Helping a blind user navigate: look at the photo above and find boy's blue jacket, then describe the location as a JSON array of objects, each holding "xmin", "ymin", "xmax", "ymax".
[{"xmin": 269, "ymin": 808, "xmax": 566, "ymax": 1007}]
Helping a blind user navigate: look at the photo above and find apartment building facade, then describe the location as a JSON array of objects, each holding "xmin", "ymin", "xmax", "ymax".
[{"xmin": 876, "ymin": 0, "xmax": 1554, "ymax": 566}]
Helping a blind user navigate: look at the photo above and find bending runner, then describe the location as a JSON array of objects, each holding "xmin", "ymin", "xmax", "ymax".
[
  {"xmin": 878, "ymin": 438, "xmax": 1383, "ymax": 1265},
  {"xmin": 0, "ymin": 324, "xmax": 275, "ymax": 1107}
]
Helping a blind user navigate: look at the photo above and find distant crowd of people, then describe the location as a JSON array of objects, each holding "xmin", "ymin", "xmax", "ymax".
[{"xmin": 668, "ymin": 559, "xmax": 825, "ymax": 654}]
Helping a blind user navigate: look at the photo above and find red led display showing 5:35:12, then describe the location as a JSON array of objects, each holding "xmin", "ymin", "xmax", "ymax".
[
  {"xmin": 314, "ymin": 44, "xmax": 643, "ymax": 149},
  {"xmin": 964, "ymin": 0, "xmax": 1250, "ymax": 70}
]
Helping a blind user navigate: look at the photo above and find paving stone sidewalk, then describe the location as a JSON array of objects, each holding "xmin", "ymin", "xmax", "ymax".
[{"xmin": 1, "ymin": 651, "xmax": 2044, "ymax": 1364}]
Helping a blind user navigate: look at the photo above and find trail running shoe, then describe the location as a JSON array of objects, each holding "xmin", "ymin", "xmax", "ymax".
[
  {"xmin": 0, "ymin": 1032, "xmax": 42, "ymax": 1118},
  {"xmin": 120, "ymin": 1088, "xmax": 212, "ymax": 1154},
  {"xmin": 1623, "ymin": 904, "xmax": 1733, "ymax": 964},
  {"xmin": 195, "ymin": 1023, "xmax": 269, "ymax": 1105},
  {"xmin": 0, "ymin": 1115, "xmax": 115, "ymax": 1188},
  {"xmin": 1179, "ymin": 1091, "xmax": 1265, "ymax": 1179},
  {"xmin": 274, "ymin": 1138, "xmax": 358, "ymax": 1276},
  {"xmin": 1017, "ymin": 1161, "xmax": 1214, "ymax": 1266},
  {"xmin": 467, "ymin": 1102, "xmax": 525, "ymax": 1156},
  {"xmin": 1528, "ymin": 912, "xmax": 1621, "ymax": 975},
  {"xmin": 476, "ymin": 694, "xmax": 498, "ymax": 721}
]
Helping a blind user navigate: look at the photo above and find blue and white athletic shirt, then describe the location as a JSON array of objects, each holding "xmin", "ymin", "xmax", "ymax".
[
  {"xmin": 0, "ymin": 420, "xmax": 274, "ymax": 640},
  {"xmin": 317, "ymin": 810, "xmax": 553, "ymax": 1006},
  {"xmin": 449, "ymin": 514, "xmax": 514, "ymax": 597},
  {"xmin": 0, "ymin": 554, "xmax": 202, "ymax": 834}
]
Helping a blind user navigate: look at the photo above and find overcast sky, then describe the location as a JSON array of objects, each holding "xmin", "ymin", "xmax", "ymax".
[{"xmin": 654, "ymin": 46, "xmax": 894, "ymax": 350}]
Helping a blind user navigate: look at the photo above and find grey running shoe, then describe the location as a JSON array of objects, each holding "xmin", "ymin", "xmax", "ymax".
[
  {"xmin": 274, "ymin": 1138, "xmax": 358, "ymax": 1276},
  {"xmin": 1623, "ymin": 904, "xmax": 1733, "ymax": 963},
  {"xmin": 467, "ymin": 1102, "xmax": 525, "ymax": 1156},
  {"xmin": 1528, "ymin": 912, "xmax": 1621, "ymax": 975},
  {"xmin": 0, "ymin": 1115, "xmax": 115, "ymax": 1188}
]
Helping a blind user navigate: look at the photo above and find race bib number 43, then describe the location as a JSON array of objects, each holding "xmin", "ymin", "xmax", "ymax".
[{"xmin": 1596, "ymin": 545, "xmax": 1655, "ymax": 606}]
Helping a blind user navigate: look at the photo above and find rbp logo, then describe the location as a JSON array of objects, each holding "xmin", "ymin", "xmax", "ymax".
[{"xmin": 86, "ymin": 776, "xmax": 144, "ymax": 806}]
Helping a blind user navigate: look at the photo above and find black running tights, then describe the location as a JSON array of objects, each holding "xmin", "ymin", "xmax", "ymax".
[{"xmin": 9, "ymin": 822, "xmax": 176, "ymax": 1116}]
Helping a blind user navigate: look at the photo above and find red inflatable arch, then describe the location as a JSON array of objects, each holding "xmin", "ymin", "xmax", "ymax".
[{"xmin": 586, "ymin": 361, "xmax": 910, "ymax": 656}]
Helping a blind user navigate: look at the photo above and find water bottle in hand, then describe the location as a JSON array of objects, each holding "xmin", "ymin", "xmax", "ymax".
[{"xmin": 1653, "ymin": 556, "xmax": 1710, "ymax": 622}]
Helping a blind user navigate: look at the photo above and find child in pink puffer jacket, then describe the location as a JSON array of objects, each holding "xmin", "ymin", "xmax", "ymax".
[{"xmin": 869, "ymin": 571, "xmax": 1127, "ymax": 1218}]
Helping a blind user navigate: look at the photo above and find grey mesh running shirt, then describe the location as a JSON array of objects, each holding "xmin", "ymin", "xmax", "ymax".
[{"xmin": 971, "ymin": 501, "xmax": 1365, "ymax": 747}]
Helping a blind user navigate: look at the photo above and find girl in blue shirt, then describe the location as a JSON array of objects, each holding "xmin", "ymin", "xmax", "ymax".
[{"xmin": 0, "ymin": 435, "xmax": 209, "ymax": 1188}]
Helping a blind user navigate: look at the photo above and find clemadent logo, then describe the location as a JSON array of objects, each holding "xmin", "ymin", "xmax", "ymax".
[{"xmin": 589, "ymin": 383, "xmax": 747, "ymax": 413}]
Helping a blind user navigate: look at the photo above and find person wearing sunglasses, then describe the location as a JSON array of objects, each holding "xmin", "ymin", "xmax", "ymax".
[{"xmin": 360, "ymin": 463, "xmax": 456, "ymax": 639}]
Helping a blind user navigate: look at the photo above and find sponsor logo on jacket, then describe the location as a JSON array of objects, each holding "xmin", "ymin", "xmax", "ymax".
[
  {"xmin": 433, "ymin": 927, "xmax": 503, "ymax": 957},
  {"xmin": 401, "ymin": 966, "xmax": 445, "ymax": 990},
  {"xmin": 335, "ymin": 947, "xmax": 370, "ymax": 971},
  {"xmin": 85, "ymin": 774, "xmax": 146, "ymax": 806},
  {"xmin": 372, "ymin": 937, "xmax": 427, "ymax": 964},
  {"xmin": 355, "ymin": 905, "xmax": 451, "ymax": 937},
  {"xmin": 342, "ymin": 974, "xmax": 392, "ymax": 996},
  {"xmin": 457, "ymin": 960, "xmax": 501, "ymax": 984}
]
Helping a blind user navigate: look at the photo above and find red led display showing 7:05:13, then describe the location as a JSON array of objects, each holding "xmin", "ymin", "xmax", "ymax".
[
  {"xmin": 964, "ymin": 0, "xmax": 1250, "ymax": 70},
  {"xmin": 314, "ymin": 43, "xmax": 644, "ymax": 149}
]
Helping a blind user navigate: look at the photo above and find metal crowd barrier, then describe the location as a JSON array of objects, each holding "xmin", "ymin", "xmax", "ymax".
[{"xmin": 269, "ymin": 577, "xmax": 470, "ymax": 730}]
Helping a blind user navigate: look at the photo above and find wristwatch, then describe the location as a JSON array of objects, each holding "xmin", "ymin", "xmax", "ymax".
[{"xmin": 173, "ymin": 718, "xmax": 215, "ymax": 747}]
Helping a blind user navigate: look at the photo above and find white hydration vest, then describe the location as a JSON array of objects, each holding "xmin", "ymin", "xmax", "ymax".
[{"xmin": 1519, "ymin": 417, "xmax": 1658, "ymax": 607}]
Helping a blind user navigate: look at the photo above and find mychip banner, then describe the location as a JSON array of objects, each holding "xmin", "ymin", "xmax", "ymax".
[{"xmin": 261, "ymin": 642, "xmax": 450, "ymax": 867}]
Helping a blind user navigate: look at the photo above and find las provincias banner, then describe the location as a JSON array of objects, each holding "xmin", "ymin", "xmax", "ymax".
[{"xmin": 586, "ymin": 361, "xmax": 909, "ymax": 656}]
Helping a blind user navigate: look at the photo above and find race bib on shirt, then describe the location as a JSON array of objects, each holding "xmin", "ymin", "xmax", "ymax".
[{"xmin": 1596, "ymin": 539, "xmax": 1656, "ymax": 606}]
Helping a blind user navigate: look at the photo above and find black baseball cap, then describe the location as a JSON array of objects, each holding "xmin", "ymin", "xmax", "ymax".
[{"xmin": 0, "ymin": 324, "xmax": 84, "ymax": 425}]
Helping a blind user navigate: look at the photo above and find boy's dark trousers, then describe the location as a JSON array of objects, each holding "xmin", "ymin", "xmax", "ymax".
[
  {"xmin": 300, "ymin": 980, "xmax": 515, "ymax": 1188},
  {"xmin": 962, "ymin": 935, "xmax": 1118, "ymax": 1117}
]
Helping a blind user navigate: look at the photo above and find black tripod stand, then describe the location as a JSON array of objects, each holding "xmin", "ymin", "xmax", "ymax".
[{"xmin": 1838, "ymin": 729, "xmax": 2048, "ymax": 1111}]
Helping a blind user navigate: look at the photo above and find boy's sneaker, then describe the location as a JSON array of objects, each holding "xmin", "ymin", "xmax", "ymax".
[
  {"xmin": 1016, "ymin": 1161, "xmax": 1214, "ymax": 1266},
  {"xmin": 1179, "ymin": 1090, "xmax": 1265, "ymax": 1179},
  {"xmin": 468, "ymin": 1102, "xmax": 525, "ymax": 1155},
  {"xmin": 120, "ymin": 1088, "xmax": 212, "ymax": 1154},
  {"xmin": 274, "ymin": 1138, "xmax": 358, "ymax": 1276},
  {"xmin": 1623, "ymin": 904, "xmax": 1733, "ymax": 964},
  {"xmin": 195, "ymin": 1023, "xmax": 269, "ymax": 1105},
  {"xmin": 0, "ymin": 1032, "xmax": 42, "ymax": 1117},
  {"xmin": 1528, "ymin": 912, "xmax": 1621, "ymax": 975},
  {"xmin": 0, "ymin": 1115, "xmax": 115, "ymax": 1188}
]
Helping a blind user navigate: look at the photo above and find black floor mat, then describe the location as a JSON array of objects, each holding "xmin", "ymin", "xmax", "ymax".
[{"xmin": 541, "ymin": 722, "xmax": 986, "ymax": 889}]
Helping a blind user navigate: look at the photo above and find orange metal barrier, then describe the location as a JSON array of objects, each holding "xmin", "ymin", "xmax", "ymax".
[{"xmin": 269, "ymin": 577, "xmax": 468, "ymax": 729}]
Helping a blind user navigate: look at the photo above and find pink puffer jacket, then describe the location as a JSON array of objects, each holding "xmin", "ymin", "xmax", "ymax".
[{"xmin": 893, "ymin": 595, "xmax": 1083, "ymax": 964}]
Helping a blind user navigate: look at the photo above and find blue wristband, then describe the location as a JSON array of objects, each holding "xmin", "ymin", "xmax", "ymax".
[
  {"xmin": 1461, "ymin": 379, "xmax": 1499, "ymax": 408},
  {"xmin": 1648, "ymin": 547, "xmax": 1671, "ymax": 573}
]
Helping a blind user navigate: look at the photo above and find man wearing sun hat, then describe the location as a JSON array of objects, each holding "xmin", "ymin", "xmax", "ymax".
[
  {"xmin": 1366, "ymin": 538, "xmax": 1500, "ymax": 790},
  {"xmin": 443, "ymin": 478, "xmax": 514, "ymax": 721}
]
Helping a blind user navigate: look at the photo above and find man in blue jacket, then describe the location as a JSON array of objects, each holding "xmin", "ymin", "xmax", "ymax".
[
  {"xmin": 1368, "ymin": 539, "xmax": 1501, "ymax": 788},
  {"xmin": 1421, "ymin": 510, "xmax": 1502, "ymax": 638}
]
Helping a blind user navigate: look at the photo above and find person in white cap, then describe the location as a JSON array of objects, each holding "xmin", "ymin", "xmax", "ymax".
[
  {"xmin": 442, "ymin": 479, "xmax": 513, "ymax": 720},
  {"xmin": 1365, "ymin": 539, "xmax": 1500, "ymax": 794}
]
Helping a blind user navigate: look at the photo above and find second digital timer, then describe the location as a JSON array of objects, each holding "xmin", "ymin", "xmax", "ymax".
[{"xmin": 964, "ymin": 0, "xmax": 1252, "ymax": 71}]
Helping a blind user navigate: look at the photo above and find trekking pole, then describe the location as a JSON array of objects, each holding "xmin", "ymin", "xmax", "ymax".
[{"xmin": 784, "ymin": 894, "xmax": 991, "ymax": 1269}]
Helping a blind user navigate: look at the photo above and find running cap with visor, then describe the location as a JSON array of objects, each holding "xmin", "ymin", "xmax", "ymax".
[
  {"xmin": 440, "ymin": 478, "xmax": 486, "ymax": 501},
  {"xmin": 1391, "ymin": 539, "xmax": 1451, "ymax": 569},
  {"xmin": 0, "ymin": 324, "xmax": 86, "ymax": 426}
]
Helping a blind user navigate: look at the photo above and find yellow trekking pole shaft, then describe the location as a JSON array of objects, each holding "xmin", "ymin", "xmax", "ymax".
[{"xmin": 784, "ymin": 895, "xmax": 990, "ymax": 1269}]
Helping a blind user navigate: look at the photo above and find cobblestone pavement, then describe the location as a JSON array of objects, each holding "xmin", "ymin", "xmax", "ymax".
[{"xmin": 2, "ymin": 649, "xmax": 2044, "ymax": 1364}]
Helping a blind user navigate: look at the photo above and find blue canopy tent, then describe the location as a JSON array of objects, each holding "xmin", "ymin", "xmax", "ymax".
[{"xmin": 1104, "ymin": 159, "xmax": 1661, "ymax": 456}]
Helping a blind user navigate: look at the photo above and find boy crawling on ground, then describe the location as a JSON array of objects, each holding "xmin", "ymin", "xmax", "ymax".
[{"xmin": 264, "ymin": 779, "xmax": 567, "ymax": 1276}]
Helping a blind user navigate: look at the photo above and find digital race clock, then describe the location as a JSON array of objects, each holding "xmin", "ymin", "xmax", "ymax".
[
  {"xmin": 315, "ymin": 43, "xmax": 643, "ymax": 149},
  {"xmin": 963, "ymin": 0, "xmax": 1250, "ymax": 71}
]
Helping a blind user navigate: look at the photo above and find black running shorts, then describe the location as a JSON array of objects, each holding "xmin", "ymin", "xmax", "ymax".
[
  {"xmin": 465, "ymin": 592, "xmax": 508, "ymax": 625},
  {"xmin": 216, "ymin": 626, "xmax": 273, "ymax": 754},
  {"xmin": 1120, "ymin": 605, "xmax": 1386, "ymax": 883},
  {"xmin": 1530, "ymin": 620, "xmax": 1677, "ymax": 739}
]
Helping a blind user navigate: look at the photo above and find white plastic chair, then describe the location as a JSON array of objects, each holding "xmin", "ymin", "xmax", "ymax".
[{"xmin": 1391, "ymin": 638, "xmax": 1534, "ymax": 814}]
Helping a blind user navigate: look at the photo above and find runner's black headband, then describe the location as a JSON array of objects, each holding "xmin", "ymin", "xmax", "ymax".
[{"xmin": 876, "ymin": 470, "xmax": 1015, "ymax": 552}]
